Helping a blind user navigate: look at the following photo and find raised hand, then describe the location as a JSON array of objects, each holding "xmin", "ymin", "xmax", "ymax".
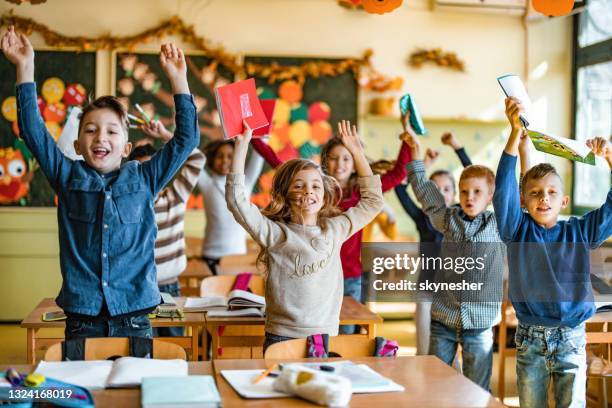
[
  {"xmin": 141, "ymin": 120, "xmax": 173, "ymax": 143},
  {"xmin": 337, "ymin": 120, "xmax": 364, "ymax": 155},
  {"xmin": 159, "ymin": 43, "xmax": 189, "ymax": 94},
  {"xmin": 423, "ymin": 148, "xmax": 439, "ymax": 169},
  {"xmin": 401, "ymin": 128, "xmax": 423, "ymax": 161},
  {"xmin": 518, "ymin": 129, "xmax": 530, "ymax": 154},
  {"xmin": 586, "ymin": 137, "xmax": 612, "ymax": 169},
  {"xmin": 505, "ymin": 97, "xmax": 524, "ymax": 132},
  {"xmin": 231, "ymin": 120, "xmax": 253, "ymax": 175},
  {"xmin": 1, "ymin": 26, "xmax": 34, "ymax": 84},
  {"xmin": 441, "ymin": 132, "xmax": 461, "ymax": 150}
]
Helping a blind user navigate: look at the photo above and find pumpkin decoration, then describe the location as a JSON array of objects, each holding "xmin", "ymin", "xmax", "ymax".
[
  {"xmin": 532, "ymin": 0, "xmax": 575, "ymax": 17},
  {"xmin": 362, "ymin": 0, "xmax": 403, "ymax": 14}
]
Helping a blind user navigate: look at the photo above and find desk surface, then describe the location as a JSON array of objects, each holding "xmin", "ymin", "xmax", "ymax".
[
  {"xmin": 21, "ymin": 298, "xmax": 205, "ymax": 329},
  {"xmin": 1, "ymin": 362, "xmax": 213, "ymax": 407},
  {"xmin": 213, "ymin": 356, "xmax": 504, "ymax": 407}
]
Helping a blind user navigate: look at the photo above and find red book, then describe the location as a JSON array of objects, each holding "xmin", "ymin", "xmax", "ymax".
[
  {"xmin": 215, "ymin": 78, "xmax": 268, "ymax": 139},
  {"xmin": 252, "ymin": 99, "xmax": 276, "ymax": 137}
]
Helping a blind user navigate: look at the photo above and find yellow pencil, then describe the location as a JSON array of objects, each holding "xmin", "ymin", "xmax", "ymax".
[
  {"xmin": 252, "ymin": 363, "xmax": 278, "ymax": 384},
  {"xmin": 127, "ymin": 113, "xmax": 146, "ymax": 125}
]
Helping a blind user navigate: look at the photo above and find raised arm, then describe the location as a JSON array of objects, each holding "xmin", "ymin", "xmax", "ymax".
[
  {"xmin": 330, "ymin": 120, "xmax": 384, "ymax": 239},
  {"xmin": 493, "ymin": 98, "xmax": 526, "ymax": 242},
  {"xmin": 441, "ymin": 132, "xmax": 472, "ymax": 167},
  {"xmin": 379, "ymin": 113, "xmax": 412, "ymax": 191},
  {"xmin": 403, "ymin": 131, "xmax": 451, "ymax": 233},
  {"xmin": 3, "ymin": 27, "xmax": 71, "ymax": 190},
  {"xmin": 251, "ymin": 137, "xmax": 283, "ymax": 169},
  {"xmin": 141, "ymin": 44, "xmax": 199, "ymax": 196},
  {"xmin": 226, "ymin": 123, "xmax": 284, "ymax": 247},
  {"xmin": 394, "ymin": 184, "xmax": 429, "ymax": 229}
]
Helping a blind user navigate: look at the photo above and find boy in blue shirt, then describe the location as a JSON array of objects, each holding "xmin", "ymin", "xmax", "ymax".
[
  {"xmin": 2, "ymin": 26, "xmax": 199, "ymax": 339},
  {"xmin": 495, "ymin": 97, "xmax": 612, "ymax": 407}
]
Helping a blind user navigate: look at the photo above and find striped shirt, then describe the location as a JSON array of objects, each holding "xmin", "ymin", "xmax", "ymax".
[
  {"xmin": 407, "ymin": 160, "xmax": 504, "ymax": 330},
  {"xmin": 155, "ymin": 148, "xmax": 205, "ymax": 284}
]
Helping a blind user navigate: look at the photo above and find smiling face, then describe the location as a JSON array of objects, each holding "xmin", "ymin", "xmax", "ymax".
[
  {"xmin": 74, "ymin": 108, "xmax": 131, "ymax": 174},
  {"xmin": 211, "ymin": 144, "xmax": 233, "ymax": 176},
  {"xmin": 430, "ymin": 172, "xmax": 455, "ymax": 207},
  {"xmin": 521, "ymin": 172, "xmax": 568, "ymax": 228},
  {"xmin": 288, "ymin": 168, "xmax": 325, "ymax": 225},
  {"xmin": 459, "ymin": 177, "xmax": 493, "ymax": 218},
  {"xmin": 324, "ymin": 144, "xmax": 354, "ymax": 185}
]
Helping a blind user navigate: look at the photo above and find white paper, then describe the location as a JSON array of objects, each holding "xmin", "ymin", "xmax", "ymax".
[
  {"xmin": 35, "ymin": 360, "xmax": 113, "ymax": 389},
  {"xmin": 221, "ymin": 369, "xmax": 288, "ymax": 399},
  {"xmin": 106, "ymin": 357, "xmax": 188, "ymax": 388},
  {"xmin": 497, "ymin": 74, "xmax": 534, "ymax": 127},
  {"xmin": 295, "ymin": 362, "xmax": 405, "ymax": 393},
  {"xmin": 184, "ymin": 296, "xmax": 227, "ymax": 311},
  {"xmin": 206, "ymin": 308, "xmax": 264, "ymax": 318},
  {"xmin": 57, "ymin": 107, "xmax": 83, "ymax": 161}
]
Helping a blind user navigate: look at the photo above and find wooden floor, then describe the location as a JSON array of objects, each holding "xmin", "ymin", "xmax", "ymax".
[{"xmin": 0, "ymin": 318, "xmax": 519, "ymax": 407}]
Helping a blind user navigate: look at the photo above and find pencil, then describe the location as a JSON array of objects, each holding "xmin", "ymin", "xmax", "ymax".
[
  {"xmin": 252, "ymin": 363, "xmax": 278, "ymax": 384},
  {"xmin": 134, "ymin": 104, "xmax": 152, "ymax": 123},
  {"xmin": 127, "ymin": 113, "xmax": 146, "ymax": 125}
]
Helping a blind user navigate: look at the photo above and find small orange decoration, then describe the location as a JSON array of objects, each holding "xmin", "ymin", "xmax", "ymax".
[
  {"xmin": 532, "ymin": 0, "xmax": 574, "ymax": 16},
  {"xmin": 362, "ymin": 0, "xmax": 403, "ymax": 14},
  {"xmin": 278, "ymin": 81, "xmax": 303, "ymax": 104}
]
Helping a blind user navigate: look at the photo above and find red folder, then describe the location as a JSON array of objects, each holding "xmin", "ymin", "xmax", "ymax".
[
  {"xmin": 215, "ymin": 78, "xmax": 268, "ymax": 139},
  {"xmin": 252, "ymin": 99, "xmax": 277, "ymax": 137}
]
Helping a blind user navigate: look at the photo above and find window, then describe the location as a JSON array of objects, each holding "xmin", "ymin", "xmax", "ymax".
[{"xmin": 572, "ymin": 0, "xmax": 612, "ymax": 213}]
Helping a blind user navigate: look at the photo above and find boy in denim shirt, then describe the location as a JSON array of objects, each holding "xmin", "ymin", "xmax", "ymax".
[
  {"xmin": 2, "ymin": 27, "xmax": 199, "ymax": 339},
  {"xmin": 494, "ymin": 97, "xmax": 612, "ymax": 407}
]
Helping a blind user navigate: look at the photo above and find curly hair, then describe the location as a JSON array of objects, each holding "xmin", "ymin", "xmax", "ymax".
[{"xmin": 257, "ymin": 158, "xmax": 342, "ymax": 274}]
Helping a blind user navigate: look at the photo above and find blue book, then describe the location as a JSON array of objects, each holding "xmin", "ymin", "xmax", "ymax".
[
  {"xmin": 141, "ymin": 376, "xmax": 222, "ymax": 408},
  {"xmin": 399, "ymin": 93, "xmax": 427, "ymax": 135}
]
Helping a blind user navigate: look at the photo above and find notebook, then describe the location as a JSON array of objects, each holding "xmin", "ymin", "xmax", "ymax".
[
  {"xmin": 34, "ymin": 357, "xmax": 188, "ymax": 389},
  {"xmin": 399, "ymin": 93, "xmax": 427, "ymax": 135},
  {"xmin": 215, "ymin": 78, "xmax": 268, "ymax": 139},
  {"xmin": 227, "ymin": 289, "xmax": 265, "ymax": 310},
  {"xmin": 184, "ymin": 290, "xmax": 265, "ymax": 313},
  {"xmin": 141, "ymin": 376, "xmax": 222, "ymax": 408},
  {"xmin": 252, "ymin": 99, "xmax": 277, "ymax": 137},
  {"xmin": 206, "ymin": 308, "xmax": 264, "ymax": 318},
  {"xmin": 498, "ymin": 74, "xmax": 597, "ymax": 165},
  {"xmin": 184, "ymin": 296, "xmax": 228, "ymax": 312},
  {"xmin": 220, "ymin": 361, "xmax": 404, "ymax": 399}
]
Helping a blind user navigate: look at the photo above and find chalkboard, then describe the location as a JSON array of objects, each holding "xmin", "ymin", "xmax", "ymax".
[
  {"xmin": 0, "ymin": 50, "xmax": 96, "ymax": 206},
  {"xmin": 114, "ymin": 52, "xmax": 235, "ymax": 149},
  {"xmin": 242, "ymin": 55, "xmax": 358, "ymax": 208}
]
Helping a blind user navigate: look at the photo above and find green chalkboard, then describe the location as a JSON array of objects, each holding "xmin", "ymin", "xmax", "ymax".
[
  {"xmin": 115, "ymin": 52, "xmax": 235, "ymax": 149},
  {"xmin": 0, "ymin": 50, "xmax": 96, "ymax": 207}
]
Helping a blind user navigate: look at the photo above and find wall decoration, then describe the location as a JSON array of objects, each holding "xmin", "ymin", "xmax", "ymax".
[
  {"xmin": 244, "ymin": 55, "xmax": 358, "ymax": 208},
  {"xmin": 337, "ymin": 0, "xmax": 403, "ymax": 14},
  {"xmin": 0, "ymin": 50, "xmax": 95, "ymax": 206},
  {"xmin": 409, "ymin": 48, "xmax": 466, "ymax": 72},
  {"xmin": 532, "ymin": 0, "xmax": 575, "ymax": 17},
  {"xmin": 114, "ymin": 51, "xmax": 234, "ymax": 146}
]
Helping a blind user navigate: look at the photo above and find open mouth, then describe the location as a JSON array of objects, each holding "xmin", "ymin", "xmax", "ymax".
[
  {"xmin": 537, "ymin": 206, "xmax": 551, "ymax": 213},
  {"xmin": 92, "ymin": 147, "xmax": 110, "ymax": 159}
]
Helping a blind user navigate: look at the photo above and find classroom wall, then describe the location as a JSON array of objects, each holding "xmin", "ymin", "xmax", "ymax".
[{"xmin": 0, "ymin": 0, "xmax": 573, "ymax": 320}]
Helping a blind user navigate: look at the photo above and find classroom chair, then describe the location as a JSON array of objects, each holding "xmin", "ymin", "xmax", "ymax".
[
  {"xmin": 200, "ymin": 274, "xmax": 265, "ymax": 297},
  {"xmin": 586, "ymin": 323, "xmax": 612, "ymax": 407},
  {"xmin": 218, "ymin": 253, "xmax": 261, "ymax": 275},
  {"xmin": 185, "ymin": 237, "xmax": 204, "ymax": 260},
  {"xmin": 43, "ymin": 338, "xmax": 187, "ymax": 361},
  {"xmin": 179, "ymin": 259, "xmax": 213, "ymax": 297},
  {"xmin": 264, "ymin": 335, "xmax": 376, "ymax": 360}
]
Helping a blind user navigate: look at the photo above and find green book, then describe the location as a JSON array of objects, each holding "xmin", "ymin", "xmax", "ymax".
[
  {"xmin": 141, "ymin": 376, "xmax": 222, "ymax": 408},
  {"xmin": 528, "ymin": 130, "xmax": 596, "ymax": 166}
]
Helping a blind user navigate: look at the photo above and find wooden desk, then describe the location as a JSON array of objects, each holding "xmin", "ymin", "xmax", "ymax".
[
  {"xmin": 587, "ymin": 311, "xmax": 612, "ymax": 343},
  {"xmin": 213, "ymin": 356, "xmax": 504, "ymax": 407},
  {"xmin": 1, "ymin": 362, "xmax": 212, "ymax": 408},
  {"xmin": 204, "ymin": 297, "xmax": 384, "ymax": 360},
  {"xmin": 21, "ymin": 298, "xmax": 205, "ymax": 364}
]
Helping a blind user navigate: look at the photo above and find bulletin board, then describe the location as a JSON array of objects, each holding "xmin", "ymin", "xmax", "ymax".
[{"xmin": 0, "ymin": 50, "xmax": 96, "ymax": 207}]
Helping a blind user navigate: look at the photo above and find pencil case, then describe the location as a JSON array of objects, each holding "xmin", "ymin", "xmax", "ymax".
[{"xmin": 273, "ymin": 364, "xmax": 352, "ymax": 407}]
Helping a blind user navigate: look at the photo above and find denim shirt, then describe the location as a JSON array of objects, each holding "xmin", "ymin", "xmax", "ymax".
[{"xmin": 16, "ymin": 82, "xmax": 200, "ymax": 316}]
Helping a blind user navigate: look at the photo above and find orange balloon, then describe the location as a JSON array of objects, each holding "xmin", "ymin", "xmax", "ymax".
[
  {"xmin": 278, "ymin": 80, "xmax": 303, "ymax": 104},
  {"xmin": 532, "ymin": 0, "xmax": 574, "ymax": 16}
]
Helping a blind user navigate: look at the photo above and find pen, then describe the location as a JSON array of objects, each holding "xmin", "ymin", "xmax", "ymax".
[{"xmin": 253, "ymin": 363, "xmax": 278, "ymax": 384}]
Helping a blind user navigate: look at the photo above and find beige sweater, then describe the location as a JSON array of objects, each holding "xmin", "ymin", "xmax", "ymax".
[{"xmin": 226, "ymin": 173, "xmax": 383, "ymax": 338}]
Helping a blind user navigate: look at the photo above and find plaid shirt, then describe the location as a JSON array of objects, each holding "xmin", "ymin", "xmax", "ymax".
[{"xmin": 407, "ymin": 160, "xmax": 504, "ymax": 330}]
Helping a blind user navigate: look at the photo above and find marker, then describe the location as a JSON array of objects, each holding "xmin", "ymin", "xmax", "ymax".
[
  {"xmin": 252, "ymin": 363, "xmax": 278, "ymax": 384},
  {"xmin": 127, "ymin": 113, "xmax": 145, "ymax": 125},
  {"xmin": 134, "ymin": 104, "xmax": 151, "ymax": 123}
]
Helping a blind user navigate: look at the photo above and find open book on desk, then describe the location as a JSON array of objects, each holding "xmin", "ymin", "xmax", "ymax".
[
  {"xmin": 184, "ymin": 289, "xmax": 265, "ymax": 312},
  {"xmin": 34, "ymin": 357, "xmax": 188, "ymax": 389}
]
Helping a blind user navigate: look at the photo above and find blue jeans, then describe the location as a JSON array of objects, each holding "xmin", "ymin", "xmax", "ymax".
[
  {"xmin": 515, "ymin": 323, "xmax": 586, "ymax": 408},
  {"xmin": 153, "ymin": 281, "xmax": 184, "ymax": 337},
  {"xmin": 263, "ymin": 332, "xmax": 295, "ymax": 354},
  {"xmin": 65, "ymin": 313, "xmax": 152, "ymax": 340},
  {"xmin": 339, "ymin": 277, "xmax": 362, "ymax": 334},
  {"xmin": 429, "ymin": 319, "xmax": 493, "ymax": 391}
]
